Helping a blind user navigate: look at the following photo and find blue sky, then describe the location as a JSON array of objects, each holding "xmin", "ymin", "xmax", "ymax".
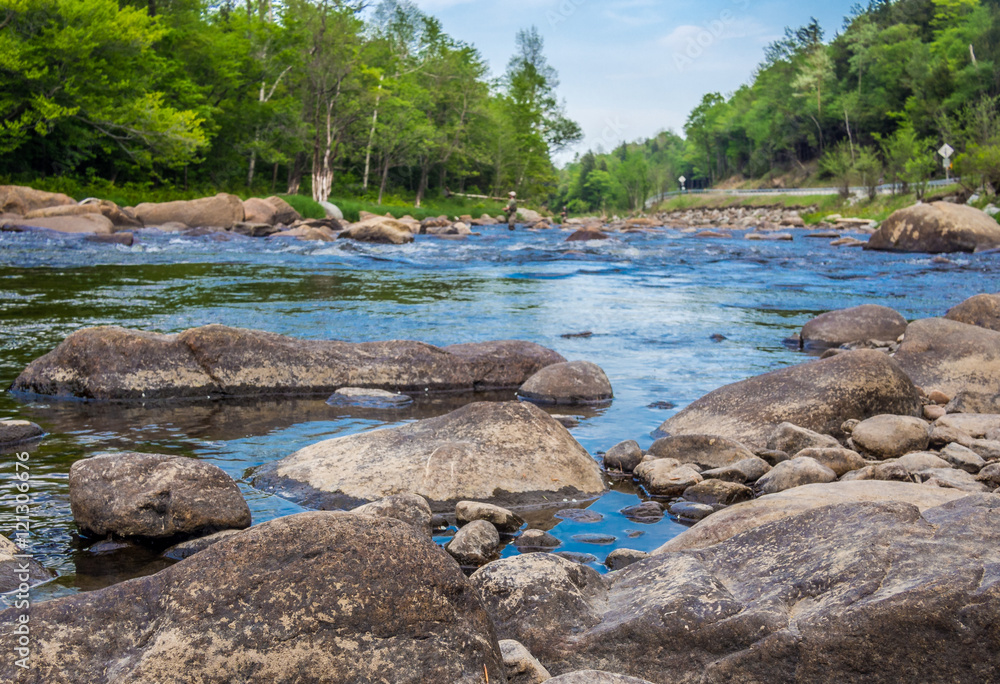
[{"xmin": 413, "ymin": 0, "xmax": 860, "ymax": 164}]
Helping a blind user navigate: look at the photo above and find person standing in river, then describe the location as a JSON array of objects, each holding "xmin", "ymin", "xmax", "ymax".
[{"xmin": 504, "ymin": 191, "xmax": 518, "ymax": 231}]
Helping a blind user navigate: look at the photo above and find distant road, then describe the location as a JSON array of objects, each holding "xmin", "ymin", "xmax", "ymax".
[{"xmin": 645, "ymin": 178, "xmax": 960, "ymax": 208}]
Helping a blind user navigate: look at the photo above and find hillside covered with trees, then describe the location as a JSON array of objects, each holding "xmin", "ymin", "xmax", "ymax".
[
  {"xmin": 556, "ymin": 0, "xmax": 1000, "ymax": 214},
  {"xmin": 0, "ymin": 0, "xmax": 580, "ymax": 205}
]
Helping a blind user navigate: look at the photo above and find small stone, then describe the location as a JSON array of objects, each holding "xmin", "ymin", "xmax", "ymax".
[
  {"xmin": 552, "ymin": 415, "xmax": 580, "ymax": 428},
  {"xmin": 327, "ymin": 387, "xmax": 413, "ymax": 408},
  {"xmin": 930, "ymin": 425, "xmax": 976, "ymax": 449},
  {"xmin": 553, "ymin": 551, "xmax": 598, "ymax": 565},
  {"xmin": 793, "ymin": 447, "xmax": 866, "ymax": 477},
  {"xmin": 969, "ymin": 439, "xmax": 1000, "ymax": 462},
  {"xmin": 976, "ymin": 463, "xmax": 1000, "ymax": 485},
  {"xmin": 647, "ymin": 401, "xmax": 676, "ymax": 410},
  {"xmin": 515, "ymin": 529, "xmax": 561, "ymax": 550},
  {"xmin": 603, "ymin": 440, "xmax": 643, "ymax": 474},
  {"xmin": 701, "ymin": 456, "xmax": 772, "ymax": 484},
  {"xmin": 518, "ymin": 360, "xmax": 613, "ymax": 405},
  {"xmin": 605, "ymin": 548, "xmax": 650, "ymax": 571},
  {"xmin": 635, "ymin": 461, "xmax": 703, "ymax": 497},
  {"xmin": 647, "ymin": 434, "xmax": 756, "ymax": 469},
  {"xmin": 555, "ymin": 508, "xmax": 604, "ymax": 523},
  {"xmin": 455, "ymin": 501, "xmax": 524, "ymax": 534},
  {"xmin": 927, "ymin": 390, "xmax": 952, "ymax": 405},
  {"xmin": 872, "ymin": 462, "xmax": 913, "ymax": 482},
  {"xmin": 767, "ymin": 422, "xmax": 840, "ymax": 455},
  {"xmin": 924, "ymin": 405, "xmax": 947, "ymax": 421},
  {"xmin": 572, "ymin": 533, "xmax": 616, "ymax": 545},
  {"xmin": 352, "ymin": 493, "xmax": 433, "ymax": 536},
  {"xmin": 841, "ymin": 419, "xmax": 861, "ymax": 434},
  {"xmin": 500, "ymin": 639, "xmax": 552, "ymax": 684},
  {"xmin": 445, "ymin": 519, "xmax": 500, "ymax": 566},
  {"xmin": 851, "ymin": 415, "xmax": 930, "ymax": 460},
  {"xmin": 681, "ymin": 479, "xmax": 752, "ymax": 506},
  {"xmin": 896, "ymin": 452, "xmax": 950, "ymax": 473},
  {"xmin": 620, "ymin": 501, "xmax": 664, "ymax": 523},
  {"xmin": 756, "ymin": 457, "xmax": 837, "ymax": 495},
  {"xmin": 941, "ymin": 443, "xmax": 986, "ymax": 474},
  {"xmin": 756, "ymin": 449, "xmax": 791, "ymax": 466},
  {"xmin": 669, "ymin": 501, "xmax": 716, "ymax": 521},
  {"xmin": 0, "ymin": 419, "xmax": 44, "ymax": 446},
  {"xmin": 916, "ymin": 468, "xmax": 989, "ymax": 493}
]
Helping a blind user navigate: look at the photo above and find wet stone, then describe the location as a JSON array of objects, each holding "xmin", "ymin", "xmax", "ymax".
[
  {"xmin": 669, "ymin": 501, "xmax": 715, "ymax": 521},
  {"xmin": 327, "ymin": 387, "xmax": 413, "ymax": 408},
  {"xmin": 620, "ymin": 501, "xmax": 664, "ymax": 523},
  {"xmin": 605, "ymin": 548, "xmax": 650, "ymax": 571},
  {"xmin": 572, "ymin": 533, "xmax": 617, "ymax": 545},
  {"xmin": 555, "ymin": 508, "xmax": 604, "ymax": 523},
  {"xmin": 515, "ymin": 529, "xmax": 561, "ymax": 550}
]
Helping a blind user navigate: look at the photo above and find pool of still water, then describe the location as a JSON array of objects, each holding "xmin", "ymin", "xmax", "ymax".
[{"xmin": 0, "ymin": 222, "xmax": 996, "ymax": 601}]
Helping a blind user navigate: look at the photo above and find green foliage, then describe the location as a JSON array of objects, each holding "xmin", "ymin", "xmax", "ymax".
[
  {"xmin": 0, "ymin": 0, "xmax": 580, "ymax": 208},
  {"xmin": 278, "ymin": 194, "xmax": 326, "ymax": 220}
]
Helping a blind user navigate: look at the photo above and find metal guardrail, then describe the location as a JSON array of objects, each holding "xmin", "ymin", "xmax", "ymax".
[{"xmin": 645, "ymin": 178, "xmax": 961, "ymax": 208}]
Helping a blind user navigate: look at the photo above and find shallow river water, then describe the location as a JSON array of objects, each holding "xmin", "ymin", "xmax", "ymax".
[{"xmin": 1, "ymin": 222, "xmax": 996, "ymax": 602}]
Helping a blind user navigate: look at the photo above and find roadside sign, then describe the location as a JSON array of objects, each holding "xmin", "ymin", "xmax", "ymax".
[
  {"xmin": 938, "ymin": 143, "xmax": 954, "ymax": 159},
  {"xmin": 678, "ymin": 176, "xmax": 686, "ymax": 184}
]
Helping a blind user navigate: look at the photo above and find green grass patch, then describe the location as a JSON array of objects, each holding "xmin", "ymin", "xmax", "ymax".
[{"xmin": 277, "ymin": 194, "xmax": 326, "ymax": 220}]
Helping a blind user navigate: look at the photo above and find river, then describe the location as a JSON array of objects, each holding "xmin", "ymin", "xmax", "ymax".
[{"xmin": 1, "ymin": 223, "xmax": 995, "ymax": 602}]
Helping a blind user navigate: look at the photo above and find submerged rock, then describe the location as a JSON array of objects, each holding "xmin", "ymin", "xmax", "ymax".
[
  {"xmin": 0, "ymin": 512, "xmax": 505, "ymax": 683},
  {"xmin": 799, "ymin": 304, "xmax": 907, "ymax": 350},
  {"xmin": 865, "ymin": 201, "xmax": 1000, "ymax": 253},
  {"xmin": 473, "ymin": 495, "xmax": 1000, "ymax": 683},
  {"xmin": 327, "ymin": 387, "xmax": 413, "ymax": 408},
  {"xmin": 658, "ymin": 350, "xmax": 921, "ymax": 449},
  {"xmin": 518, "ymin": 360, "xmax": 613, "ymax": 405},
  {"xmin": 11, "ymin": 325, "xmax": 564, "ymax": 401},
  {"xmin": 250, "ymin": 401, "xmax": 604, "ymax": 512},
  {"xmin": 70, "ymin": 453, "xmax": 251, "ymax": 542}
]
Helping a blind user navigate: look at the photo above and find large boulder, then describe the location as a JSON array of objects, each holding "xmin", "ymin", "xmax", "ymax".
[
  {"xmin": 133, "ymin": 193, "xmax": 245, "ymax": 229},
  {"xmin": 865, "ymin": 201, "xmax": 1000, "ymax": 253},
  {"xmin": 10, "ymin": 325, "xmax": 565, "ymax": 401},
  {"xmin": 0, "ymin": 534, "xmax": 52, "ymax": 593},
  {"xmin": 339, "ymin": 217, "xmax": 414, "ymax": 244},
  {"xmin": 0, "ymin": 185, "xmax": 75, "ymax": 214},
  {"xmin": 250, "ymin": 401, "xmax": 605, "ymax": 512},
  {"xmin": 241, "ymin": 196, "xmax": 301, "ymax": 226},
  {"xmin": 657, "ymin": 350, "xmax": 921, "ymax": 449},
  {"xmin": 945, "ymin": 293, "xmax": 1000, "ymax": 332},
  {"xmin": 17, "ymin": 214, "xmax": 114, "ymax": 234},
  {"xmin": 0, "ymin": 512, "xmax": 505, "ymax": 683},
  {"xmin": 24, "ymin": 200, "xmax": 141, "ymax": 228},
  {"xmin": 800, "ymin": 304, "xmax": 907, "ymax": 349},
  {"xmin": 655, "ymin": 480, "xmax": 967, "ymax": 553},
  {"xmin": 70, "ymin": 452, "xmax": 251, "ymax": 542},
  {"xmin": 518, "ymin": 361, "xmax": 613, "ymax": 405},
  {"xmin": 893, "ymin": 318, "xmax": 1000, "ymax": 403},
  {"xmin": 474, "ymin": 495, "xmax": 1000, "ymax": 682}
]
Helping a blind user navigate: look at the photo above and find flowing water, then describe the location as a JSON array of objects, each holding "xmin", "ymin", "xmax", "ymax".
[{"xmin": 0, "ymin": 223, "xmax": 996, "ymax": 602}]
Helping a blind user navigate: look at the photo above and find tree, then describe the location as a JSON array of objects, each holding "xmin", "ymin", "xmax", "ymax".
[
  {"xmin": 0, "ymin": 0, "xmax": 206, "ymax": 177},
  {"xmin": 820, "ymin": 141, "xmax": 856, "ymax": 197}
]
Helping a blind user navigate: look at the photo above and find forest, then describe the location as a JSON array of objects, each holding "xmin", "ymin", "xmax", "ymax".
[
  {"xmin": 2, "ymin": 0, "xmax": 999, "ymax": 214},
  {"xmin": 556, "ymin": 0, "xmax": 1000, "ymax": 214},
  {"xmin": 0, "ymin": 0, "xmax": 580, "ymax": 206}
]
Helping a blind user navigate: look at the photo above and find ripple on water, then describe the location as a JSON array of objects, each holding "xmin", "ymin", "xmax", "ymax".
[{"xmin": 0, "ymin": 224, "xmax": 997, "ymax": 596}]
